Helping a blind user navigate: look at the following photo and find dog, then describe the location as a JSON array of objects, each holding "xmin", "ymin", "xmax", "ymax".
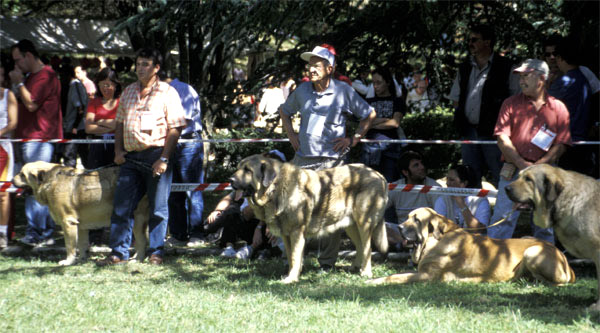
[
  {"xmin": 506, "ymin": 164, "xmax": 600, "ymax": 311},
  {"xmin": 367, "ymin": 207, "xmax": 575, "ymax": 286},
  {"xmin": 229, "ymin": 153, "xmax": 388, "ymax": 283},
  {"xmin": 12, "ymin": 161, "xmax": 149, "ymax": 265}
]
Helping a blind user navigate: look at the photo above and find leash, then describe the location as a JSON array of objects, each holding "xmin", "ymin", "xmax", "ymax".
[{"xmin": 460, "ymin": 207, "xmax": 517, "ymax": 231}]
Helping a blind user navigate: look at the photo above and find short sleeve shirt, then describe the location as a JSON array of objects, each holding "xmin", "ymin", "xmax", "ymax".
[
  {"xmin": 494, "ymin": 93, "xmax": 571, "ymax": 162},
  {"xmin": 386, "ymin": 177, "xmax": 442, "ymax": 223},
  {"xmin": 116, "ymin": 80, "xmax": 186, "ymax": 152},
  {"xmin": 281, "ymin": 79, "xmax": 373, "ymax": 158},
  {"xmin": 87, "ymin": 97, "xmax": 119, "ymax": 121}
]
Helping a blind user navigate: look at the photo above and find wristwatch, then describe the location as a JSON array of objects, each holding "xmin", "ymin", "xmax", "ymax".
[
  {"xmin": 159, "ymin": 157, "xmax": 169, "ymax": 164},
  {"xmin": 352, "ymin": 133, "xmax": 362, "ymax": 144}
]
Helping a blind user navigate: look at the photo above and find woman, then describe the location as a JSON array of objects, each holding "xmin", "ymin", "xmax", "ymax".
[
  {"xmin": 434, "ymin": 164, "xmax": 491, "ymax": 231},
  {"xmin": 85, "ymin": 67, "xmax": 121, "ymax": 169},
  {"xmin": 362, "ymin": 66, "xmax": 405, "ymax": 182},
  {"xmin": 0, "ymin": 64, "xmax": 18, "ymax": 248}
]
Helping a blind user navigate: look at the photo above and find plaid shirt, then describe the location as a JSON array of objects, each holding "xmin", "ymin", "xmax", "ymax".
[{"xmin": 116, "ymin": 80, "xmax": 186, "ymax": 152}]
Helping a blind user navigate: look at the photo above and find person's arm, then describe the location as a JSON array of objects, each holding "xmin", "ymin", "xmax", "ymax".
[
  {"xmin": 333, "ymin": 108, "xmax": 376, "ymax": 152},
  {"xmin": 535, "ymin": 143, "xmax": 567, "ymax": 165},
  {"xmin": 206, "ymin": 193, "xmax": 234, "ymax": 224},
  {"xmin": 0, "ymin": 90, "xmax": 18, "ymax": 137},
  {"xmin": 454, "ymin": 198, "xmax": 486, "ymax": 230},
  {"xmin": 113, "ymin": 122, "xmax": 126, "ymax": 164},
  {"xmin": 152, "ymin": 126, "xmax": 183, "ymax": 176},
  {"xmin": 279, "ymin": 107, "xmax": 299, "ymax": 151},
  {"xmin": 497, "ymin": 134, "xmax": 532, "ymax": 170},
  {"xmin": 370, "ymin": 112, "xmax": 403, "ymax": 130},
  {"xmin": 9, "ymin": 69, "xmax": 40, "ymax": 112}
]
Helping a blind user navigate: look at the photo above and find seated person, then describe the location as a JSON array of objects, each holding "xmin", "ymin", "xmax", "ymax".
[
  {"xmin": 204, "ymin": 150, "xmax": 286, "ymax": 259},
  {"xmin": 434, "ymin": 164, "xmax": 491, "ymax": 232},
  {"xmin": 385, "ymin": 150, "xmax": 441, "ymax": 250}
]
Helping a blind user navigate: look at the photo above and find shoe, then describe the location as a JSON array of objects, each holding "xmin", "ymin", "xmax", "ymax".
[
  {"xmin": 205, "ymin": 227, "xmax": 223, "ymax": 244},
  {"xmin": 235, "ymin": 245, "xmax": 253, "ymax": 259},
  {"xmin": 165, "ymin": 236, "xmax": 187, "ymax": 248},
  {"xmin": 186, "ymin": 237, "xmax": 206, "ymax": 247},
  {"xmin": 35, "ymin": 238, "xmax": 55, "ymax": 247},
  {"xmin": 256, "ymin": 249, "xmax": 271, "ymax": 261},
  {"xmin": 97, "ymin": 254, "xmax": 127, "ymax": 266},
  {"xmin": 149, "ymin": 254, "xmax": 163, "ymax": 265},
  {"xmin": 220, "ymin": 245, "xmax": 236, "ymax": 258},
  {"xmin": 18, "ymin": 235, "xmax": 39, "ymax": 247}
]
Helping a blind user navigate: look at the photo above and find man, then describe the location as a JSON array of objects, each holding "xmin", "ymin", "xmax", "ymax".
[
  {"xmin": 164, "ymin": 77, "xmax": 205, "ymax": 247},
  {"xmin": 547, "ymin": 38, "xmax": 594, "ymax": 176},
  {"xmin": 9, "ymin": 39, "xmax": 62, "ymax": 247},
  {"xmin": 98, "ymin": 48, "xmax": 186, "ymax": 265},
  {"xmin": 385, "ymin": 151, "xmax": 441, "ymax": 246},
  {"xmin": 74, "ymin": 65, "xmax": 96, "ymax": 99},
  {"xmin": 488, "ymin": 59, "xmax": 571, "ymax": 242},
  {"xmin": 448, "ymin": 24, "xmax": 518, "ymax": 187},
  {"xmin": 279, "ymin": 44, "xmax": 376, "ymax": 270}
]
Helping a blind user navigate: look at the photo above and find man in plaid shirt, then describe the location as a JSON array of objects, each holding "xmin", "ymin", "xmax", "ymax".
[{"xmin": 99, "ymin": 48, "xmax": 186, "ymax": 266}]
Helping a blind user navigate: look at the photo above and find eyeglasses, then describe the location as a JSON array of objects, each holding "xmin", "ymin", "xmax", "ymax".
[
  {"xmin": 544, "ymin": 51, "xmax": 557, "ymax": 58},
  {"xmin": 100, "ymin": 83, "xmax": 115, "ymax": 88}
]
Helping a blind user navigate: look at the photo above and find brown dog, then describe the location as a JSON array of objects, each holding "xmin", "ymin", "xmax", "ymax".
[
  {"xmin": 367, "ymin": 207, "xmax": 575, "ymax": 286},
  {"xmin": 12, "ymin": 161, "xmax": 149, "ymax": 265},
  {"xmin": 230, "ymin": 154, "xmax": 388, "ymax": 283},
  {"xmin": 506, "ymin": 164, "xmax": 600, "ymax": 311}
]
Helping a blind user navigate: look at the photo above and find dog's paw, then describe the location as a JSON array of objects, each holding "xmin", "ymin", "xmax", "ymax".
[
  {"xmin": 58, "ymin": 258, "xmax": 77, "ymax": 266},
  {"xmin": 360, "ymin": 270, "xmax": 373, "ymax": 278},
  {"xmin": 281, "ymin": 276, "xmax": 299, "ymax": 284}
]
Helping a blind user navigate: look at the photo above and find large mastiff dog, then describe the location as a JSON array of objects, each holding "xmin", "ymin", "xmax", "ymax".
[
  {"xmin": 12, "ymin": 161, "xmax": 149, "ymax": 265},
  {"xmin": 506, "ymin": 164, "xmax": 600, "ymax": 311},
  {"xmin": 368, "ymin": 207, "xmax": 575, "ymax": 286},
  {"xmin": 230, "ymin": 154, "xmax": 388, "ymax": 283}
]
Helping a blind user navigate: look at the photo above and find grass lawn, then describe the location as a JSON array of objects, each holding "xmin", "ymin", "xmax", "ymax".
[{"xmin": 1, "ymin": 196, "xmax": 599, "ymax": 332}]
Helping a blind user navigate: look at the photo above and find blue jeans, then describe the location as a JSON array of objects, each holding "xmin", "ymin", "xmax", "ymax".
[
  {"xmin": 488, "ymin": 170, "xmax": 554, "ymax": 243},
  {"xmin": 167, "ymin": 140, "xmax": 204, "ymax": 240},
  {"xmin": 461, "ymin": 125, "xmax": 502, "ymax": 187},
  {"xmin": 109, "ymin": 148, "xmax": 172, "ymax": 260},
  {"xmin": 17, "ymin": 142, "xmax": 55, "ymax": 241}
]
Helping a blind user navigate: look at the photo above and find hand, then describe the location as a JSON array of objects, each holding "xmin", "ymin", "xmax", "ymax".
[
  {"xmin": 288, "ymin": 132, "xmax": 300, "ymax": 151},
  {"xmin": 206, "ymin": 210, "xmax": 222, "ymax": 224},
  {"xmin": 8, "ymin": 68, "xmax": 24, "ymax": 85},
  {"xmin": 152, "ymin": 159, "xmax": 168, "ymax": 177},
  {"xmin": 332, "ymin": 137, "xmax": 353, "ymax": 152},
  {"xmin": 252, "ymin": 227, "xmax": 264, "ymax": 248},
  {"xmin": 114, "ymin": 151, "xmax": 126, "ymax": 165},
  {"xmin": 71, "ymin": 128, "xmax": 78, "ymax": 135}
]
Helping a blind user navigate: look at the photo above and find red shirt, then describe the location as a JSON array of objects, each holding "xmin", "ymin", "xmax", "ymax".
[
  {"xmin": 494, "ymin": 92, "xmax": 571, "ymax": 162},
  {"xmin": 15, "ymin": 66, "xmax": 63, "ymax": 139},
  {"xmin": 87, "ymin": 97, "xmax": 119, "ymax": 121}
]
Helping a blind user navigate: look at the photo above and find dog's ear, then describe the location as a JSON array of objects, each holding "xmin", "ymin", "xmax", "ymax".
[
  {"xmin": 36, "ymin": 170, "xmax": 46, "ymax": 185},
  {"xmin": 260, "ymin": 161, "xmax": 277, "ymax": 188},
  {"xmin": 428, "ymin": 215, "xmax": 445, "ymax": 240},
  {"xmin": 543, "ymin": 173, "xmax": 563, "ymax": 202}
]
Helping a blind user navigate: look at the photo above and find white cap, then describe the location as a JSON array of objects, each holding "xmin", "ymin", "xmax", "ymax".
[
  {"xmin": 513, "ymin": 59, "xmax": 550, "ymax": 77},
  {"xmin": 300, "ymin": 46, "xmax": 335, "ymax": 67}
]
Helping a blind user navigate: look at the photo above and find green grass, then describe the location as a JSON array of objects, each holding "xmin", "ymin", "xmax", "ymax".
[{"xmin": 0, "ymin": 251, "xmax": 598, "ymax": 332}]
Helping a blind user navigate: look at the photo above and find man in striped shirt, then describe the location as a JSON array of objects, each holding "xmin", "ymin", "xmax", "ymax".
[{"xmin": 99, "ymin": 48, "xmax": 186, "ymax": 266}]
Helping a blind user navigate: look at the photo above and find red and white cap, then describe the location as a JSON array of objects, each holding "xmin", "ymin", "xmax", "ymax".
[
  {"xmin": 301, "ymin": 45, "xmax": 335, "ymax": 67},
  {"xmin": 513, "ymin": 59, "xmax": 549, "ymax": 76}
]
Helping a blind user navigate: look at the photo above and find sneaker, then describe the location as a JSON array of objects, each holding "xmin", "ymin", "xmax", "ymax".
[
  {"xmin": 235, "ymin": 245, "xmax": 253, "ymax": 259},
  {"xmin": 220, "ymin": 245, "xmax": 236, "ymax": 258},
  {"xmin": 0, "ymin": 233, "xmax": 7, "ymax": 249},
  {"xmin": 165, "ymin": 236, "xmax": 187, "ymax": 248},
  {"xmin": 186, "ymin": 237, "xmax": 206, "ymax": 247},
  {"xmin": 256, "ymin": 249, "xmax": 271, "ymax": 260},
  {"xmin": 205, "ymin": 227, "xmax": 224, "ymax": 244},
  {"xmin": 18, "ymin": 235, "xmax": 40, "ymax": 247},
  {"xmin": 35, "ymin": 238, "xmax": 55, "ymax": 247}
]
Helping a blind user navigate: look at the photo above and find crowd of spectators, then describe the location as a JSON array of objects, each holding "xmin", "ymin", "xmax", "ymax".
[{"xmin": 0, "ymin": 24, "xmax": 597, "ymax": 271}]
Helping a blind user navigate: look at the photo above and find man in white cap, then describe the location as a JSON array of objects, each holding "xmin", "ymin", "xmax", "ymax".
[
  {"xmin": 488, "ymin": 59, "xmax": 572, "ymax": 242},
  {"xmin": 279, "ymin": 44, "xmax": 376, "ymax": 270}
]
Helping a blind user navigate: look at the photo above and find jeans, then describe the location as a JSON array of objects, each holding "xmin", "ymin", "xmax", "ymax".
[
  {"xmin": 167, "ymin": 140, "xmax": 204, "ymax": 240},
  {"xmin": 16, "ymin": 142, "xmax": 56, "ymax": 241},
  {"xmin": 488, "ymin": 171, "xmax": 554, "ymax": 243},
  {"xmin": 109, "ymin": 148, "xmax": 172, "ymax": 260},
  {"xmin": 461, "ymin": 125, "xmax": 502, "ymax": 187}
]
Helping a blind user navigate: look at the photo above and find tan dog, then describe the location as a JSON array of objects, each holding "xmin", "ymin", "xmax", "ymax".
[
  {"xmin": 367, "ymin": 207, "xmax": 575, "ymax": 286},
  {"xmin": 229, "ymin": 154, "xmax": 388, "ymax": 283},
  {"xmin": 506, "ymin": 164, "xmax": 600, "ymax": 311},
  {"xmin": 12, "ymin": 161, "xmax": 149, "ymax": 265}
]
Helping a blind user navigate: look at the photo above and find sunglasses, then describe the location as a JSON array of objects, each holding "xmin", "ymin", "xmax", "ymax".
[{"xmin": 544, "ymin": 51, "xmax": 558, "ymax": 58}]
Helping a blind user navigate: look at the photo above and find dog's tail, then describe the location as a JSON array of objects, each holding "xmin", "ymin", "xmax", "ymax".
[{"xmin": 372, "ymin": 218, "xmax": 388, "ymax": 254}]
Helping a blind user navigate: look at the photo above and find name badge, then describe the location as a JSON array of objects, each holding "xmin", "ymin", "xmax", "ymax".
[
  {"xmin": 531, "ymin": 125, "xmax": 556, "ymax": 151},
  {"xmin": 139, "ymin": 111, "xmax": 155, "ymax": 131},
  {"xmin": 307, "ymin": 113, "xmax": 326, "ymax": 137}
]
